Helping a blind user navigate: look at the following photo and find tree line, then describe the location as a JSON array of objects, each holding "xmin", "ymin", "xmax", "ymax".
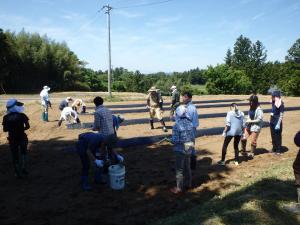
[{"xmin": 0, "ymin": 28, "xmax": 299, "ymax": 96}]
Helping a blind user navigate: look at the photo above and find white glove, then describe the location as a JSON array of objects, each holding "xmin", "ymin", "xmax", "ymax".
[
  {"xmin": 222, "ymin": 132, "xmax": 226, "ymax": 137},
  {"xmin": 116, "ymin": 154, "xmax": 124, "ymax": 163},
  {"xmin": 95, "ymin": 159, "xmax": 104, "ymax": 167}
]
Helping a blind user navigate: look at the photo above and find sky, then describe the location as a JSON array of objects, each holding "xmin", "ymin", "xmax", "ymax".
[{"xmin": 0, "ymin": 0, "xmax": 299, "ymax": 73}]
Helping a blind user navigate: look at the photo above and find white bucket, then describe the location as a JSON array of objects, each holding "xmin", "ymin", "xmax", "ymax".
[{"xmin": 108, "ymin": 164, "xmax": 125, "ymax": 190}]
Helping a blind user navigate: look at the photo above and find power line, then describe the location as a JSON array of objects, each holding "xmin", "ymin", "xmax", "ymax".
[{"xmin": 113, "ymin": 0, "xmax": 176, "ymax": 10}]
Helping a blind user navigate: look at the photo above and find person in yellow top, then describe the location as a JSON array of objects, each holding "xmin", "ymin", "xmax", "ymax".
[
  {"xmin": 146, "ymin": 86, "xmax": 167, "ymax": 132},
  {"xmin": 72, "ymin": 99, "xmax": 86, "ymax": 113}
]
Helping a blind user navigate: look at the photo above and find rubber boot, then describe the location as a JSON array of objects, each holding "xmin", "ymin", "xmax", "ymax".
[
  {"xmin": 44, "ymin": 112, "xmax": 49, "ymax": 122},
  {"xmin": 58, "ymin": 120, "xmax": 63, "ymax": 127},
  {"xmin": 149, "ymin": 120, "xmax": 154, "ymax": 130},
  {"xmin": 13, "ymin": 163, "xmax": 22, "ymax": 178},
  {"xmin": 20, "ymin": 154, "xmax": 28, "ymax": 176},
  {"xmin": 80, "ymin": 176, "xmax": 91, "ymax": 191},
  {"xmin": 160, "ymin": 120, "xmax": 168, "ymax": 132},
  {"xmin": 41, "ymin": 112, "xmax": 45, "ymax": 121},
  {"xmin": 241, "ymin": 140, "xmax": 247, "ymax": 156},
  {"xmin": 81, "ymin": 106, "xmax": 86, "ymax": 114}
]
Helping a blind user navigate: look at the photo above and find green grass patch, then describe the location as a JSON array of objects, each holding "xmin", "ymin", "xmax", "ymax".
[{"xmin": 151, "ymin": 160, "xmax": 299, "ymax": 225}]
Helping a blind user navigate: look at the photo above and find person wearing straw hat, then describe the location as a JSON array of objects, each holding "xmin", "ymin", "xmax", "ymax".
[
  {"xmin": 146, "ymin": 86, "xmax": 167, "ymax": 132},
  {"xmin": 170, "ymin": 85, "xmax": 180, "ymax": 119},
  {"xmin": 72, "ymin": 98, "xmax": 87, "ymax": 114},
  {"xmin": 2, "ymin": 99, "xmax": 30, "ymax": 178},
  {"xmin": 40, "ymin": 85, "xmax": 51, "ymax": 121}
]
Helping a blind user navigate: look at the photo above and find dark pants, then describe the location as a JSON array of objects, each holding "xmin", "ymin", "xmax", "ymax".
[
  {"xmin": 8, "ymin": 135, "xmax": 28, "ymax": 174},
  {"xmin": 76, "ymin": 138, "xmax": 91, "ymax": 177},
  {"xmin": 293, "ymin": 150, "xmax": 300, "ymax": 187},
  {"xmin": 221, "ymin": 135, "xmax": 241, "ymax": 162},
  {"xmin": 175, "ymin": 152, "xmax": 192, "ymax": 191},
  {"xmin": 270, "ymin": 122, "xmax": 282, "ymax": 153}
]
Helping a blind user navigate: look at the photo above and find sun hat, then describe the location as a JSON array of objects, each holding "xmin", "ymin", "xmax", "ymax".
[
  {"xmin": 6, "ymin": 99, "xmax": 24, "ymax": 109},
  {"xmin": 170, "ymin": 85, "xmax": 176, "ymax": 90},
  {"xmin": 148, "ymin": 86, "xmax": 158, "ymax": 92}
]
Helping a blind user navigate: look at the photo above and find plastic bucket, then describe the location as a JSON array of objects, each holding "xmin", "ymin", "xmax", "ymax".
[{"xmin": 108, "ymin": 164, "xmax": 125, "ymax": 190}]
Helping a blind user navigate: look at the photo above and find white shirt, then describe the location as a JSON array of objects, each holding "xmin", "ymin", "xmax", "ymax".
[
  {"xmin": 60, "ymin": 107, "xmax": 78, "ymax": 122},
  {"xmin": 40, "ymin": 89, "xmax": 49, "ymax": 106}
]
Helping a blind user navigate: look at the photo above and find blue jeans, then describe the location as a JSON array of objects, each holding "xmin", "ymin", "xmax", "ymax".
[{"xmin": 76, "ymin": 138, "xmax": 97, "ymax": 176}]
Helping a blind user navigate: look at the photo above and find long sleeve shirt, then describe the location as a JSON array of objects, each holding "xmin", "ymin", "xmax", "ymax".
[{"xmin": 93, "ymin": 105, "xmax": 115, "ymax": 136}]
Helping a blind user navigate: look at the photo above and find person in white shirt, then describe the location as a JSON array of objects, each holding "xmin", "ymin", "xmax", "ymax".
[
  {"xmin": 40, "ymin": 85, "xmax": 51, "ymax": 122},
  {"xmin": 58, "ymin": 107, "xmax": 80, "ymax": 126}
]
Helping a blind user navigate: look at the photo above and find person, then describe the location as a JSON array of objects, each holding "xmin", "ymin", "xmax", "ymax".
[
  {"xmin": 270, "ymin": 90, "xmax": 284, "ymax": 154},
  {"xmin": 170, "ymin": 85, "xmax": 180, "ymax": 118},
  {"xmin": 2, "ymin": 99, "xmax": 30, "ymax": 178},
  {"xmin": 217, "ymin": 103, "xmax": 245, "ymax": 166},
  {"xmin": 93, "ymin": 96, "xmax": 117, "ymax": 160},
  {"xmin": 40, "ymin": 85, "xmax": 51, "ymax": 121},
  {"xmin": 146, "ymin": 86, "xmax": 167, "ymax": 132},
  {"xmin": 180, "ymin": 91, "xmax": 199, "ymax": 170},
  {"xmin": 59, "ymin": 97, "xmax": 73, "ymax": 111},
  {"xmin": 284, "ymin": 131, "xmax": 300, "ymax": 213},
  {"xmin": 170, "ymin": 105, "xmax": 195, "ymax": 194},
  {"xmin": 58, "ymin": 107, "xmax": 80, "ymax": 127},
  {"xmin": 112, "ymin": 114, "xmax": 125, "ymax": 135},
  {"xmin": 76, "ymin": 132, "xmax": 124, "ymax": 191},
  {"xmin": 241, "ymin": 95, "xmax": 264, "ymax": 158},
  {"xmin": 72, "ymin": 99, "xmax": 86, "ymax": 113}
]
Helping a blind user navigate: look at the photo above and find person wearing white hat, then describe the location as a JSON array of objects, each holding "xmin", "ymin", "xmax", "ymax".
[
  {"xmin": 40, "ymin": 85, "xmax": 51, "ymax": 121},
  {"xmin": 146, "ymin": 86, "xmax": 167, "ymax": 132},
  {"xmin": 2, "ymin": 99, "xmax": 30, "ymax": 178},
  {"xmin": 59, "ymin": 97, "xmax": 73, "ymax": 111},
  {"xmin": 170, "ymin": 85, "xmax": 180, "ymax": 118},
  {"xmin": 58, "ymin": 107, "xmax": 80, "ymax": 126},
  {"xmin": 170, "ymin": 105, "xmax": 194, "ymax": 194}
]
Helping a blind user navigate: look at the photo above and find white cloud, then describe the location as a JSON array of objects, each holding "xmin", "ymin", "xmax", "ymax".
[{"xmin": 252, "ymin": 12, "xmax": 265, "ymax": 21}]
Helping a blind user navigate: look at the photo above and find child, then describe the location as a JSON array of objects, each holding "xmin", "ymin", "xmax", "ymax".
[
  {"xmin": 241, "ymin": 95, "xmax": 264, "ymax": 158},
  {"xmin": 218, "ymin": 103, "xmax": 245, "ymax": 166},
  {"xmin": 58, "ymin": 107, "xmax": 80, "ymax": 127},
  {"xmin": 2, "ymin": 99, "xmax": 30, "ymax": 178},
  {"xmin": 270, "ymin": 91, "xmax": 284, "ymax": 154},
  {"xmin": 170, "ymin": 105, "xmax": 195, "ymax": 194}
]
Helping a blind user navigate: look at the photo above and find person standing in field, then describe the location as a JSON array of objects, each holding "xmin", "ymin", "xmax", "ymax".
[
  {"xmin": 218, "ymin": 103, "xmax": 245, "ymax": 166},
  {"xmin": 241, "ymin": 95, "xmax": 264, "ymax": 158},
  {"xmin": 181, "ymin": 91, "xmax": 199, "ymax": 170},
  {"xmin": 40, "ymin": 85, "xmax": 51, "ymax": 122},
  {"xmin": 170, "ymin": 105, "xmax": 194, "ymax": 194},
  {"xmin": 270, "ymin": 90, "xmax": 284, "ymax": 155},
  {"xmin": 146, "ymin": 86, "xmax": 168, "ymax": 132},
  {"xmin": 2, "ymin": 99, "xmax": 30, "ymax": 178},
  {"xmin": 170, "ymin": 85, "xmax": 180, "ymax": 119}
]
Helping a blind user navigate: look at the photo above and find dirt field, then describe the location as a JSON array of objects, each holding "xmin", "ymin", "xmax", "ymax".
[{"xmin": 0, "ymin": 94, "xmax": 300, "ymax": 225}]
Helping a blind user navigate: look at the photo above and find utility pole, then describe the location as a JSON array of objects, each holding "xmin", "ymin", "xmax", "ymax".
[{"xmin": 102, "ymin": 4, "xmax": 112, "ymax": 98}]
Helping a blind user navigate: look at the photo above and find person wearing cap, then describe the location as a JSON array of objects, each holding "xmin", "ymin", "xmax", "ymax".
[
  {"xmin": 72, "ymin": 99, "xmax": 86, "ymax": 114},
  {"xmin": 2, "ymin": 99, "xmax": 30, "ymax": 178},
  {"xmin": 58, "ymin": 107, "xmax": 80, "ymax": 127},
  {"xmin": 180, "ymin": 91, "xmax": 199, "ymax": 170},
  {"xmin": 217, "ymin": 103, "xmax": 245, "ymax": 166},
  {"xmin": 170, "ymin": 105, "xmax": 195, "ymax": 194},
  {"xmin": 284, "ymin": 131, "xmax": 300, "ymax": 213},
  {"xmin": 170, "ymin": 85, "xmax": 180, "ymax": 118},
  {"xmin": 76, "ymin": 132, "xmax": 124, "ymax": 191},
  {"xmin": 270, "ymin": 90, "xmax": 284, "ymax": 154},
  {"xmin": 59, "ymin": 97, "xmax": 73, "ymax": 111},
  {"xmin": 146, "ymin": 86, "xmax": 167, "ymax": 132},
  {"xmin": 40, "ymin": 85, "xmax": 51, "ymax": 121},
  {"xmin": 241, "ymin": 95, "xmax": 264, "ymax": 158}
]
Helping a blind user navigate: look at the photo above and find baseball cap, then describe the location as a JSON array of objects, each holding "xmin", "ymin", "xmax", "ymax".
[{"xmin": 6, "ymin": 99, "xmax": 24, "ymax": 109}]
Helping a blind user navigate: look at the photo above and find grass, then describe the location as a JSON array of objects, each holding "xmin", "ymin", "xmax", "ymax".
[{"xmin": 151, "ymin": 160, "xmax": 299, "ymax": 225}]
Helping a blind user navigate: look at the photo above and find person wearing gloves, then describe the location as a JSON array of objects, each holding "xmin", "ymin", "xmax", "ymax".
[
  {"xmin": 72, "ymin": 99, "xmax": 86, "ymax": 114},
  {"xmin": 241, "ymin": 95, "xmax": 264, "ymax": 158},
  {"xmin": 170, "ymin": 85, "xmax": 180, "ymax": 118},
  {"xmin": 76, "ymin": 132, "xmax": 124, "ymax": 191},
  {"xmin": 58, "ymin": 107, "xmax": 80, "ymax": 127},
  {"xmin": 170, "ymin": 105, "xmax": 195, "ymax": 194},
  {"xmin": 180, "ymin": 91, "xmax": 199, "ymax": 170},
  {"xmin": 270, "ymin": 90, "xmax": 284, "ymax": 154},
  {"xmin": 40, "ymin": 85, "xmax": 51, "ymax": 121},
  {"xmin": 218, "ymin": 103, "xmax": 245, "ymax": 166},
  {"xmin": 146, "ymin": 86, "xmax": 167, "ymax": 132},
  {"xmin": 59, "ymin": 97, "xmax": 73, "ymax": 111},
  {"xmin": 2, "ymin": 99, "xmax": 30, "ymax": 178}
]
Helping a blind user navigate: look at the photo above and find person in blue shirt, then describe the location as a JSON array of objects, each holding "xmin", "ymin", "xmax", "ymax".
[
  {"xmin": 181, "ymin": 92, "xmax": 199, "ymax": 170},
  {"xmin": 170, "ymin": 105, "xmax": 195, "ymax": 194},
  {"xmin": 218, "ymin": 103, "xmax": 245, "ymax": 166},
  {"xmin": 58, "ymin": 97, "xmax": 73, "ymax": 111},
  {"xmin": 270, "ymin": 91, "xmax": 284, "ymax": 154}
]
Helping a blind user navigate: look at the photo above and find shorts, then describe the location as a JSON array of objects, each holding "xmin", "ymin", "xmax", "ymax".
[{"xmin": 149, "ymin": 107, "xmax": 163, "ymax": 120}]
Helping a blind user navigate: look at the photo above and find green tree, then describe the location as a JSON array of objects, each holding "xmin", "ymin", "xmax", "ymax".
[
  {"xmin": 286, "ymin": 38, "xmax": 300, "ymax": 63},
  {"xmin": 224, "ymin": 49, "xmax": 233, "ymax": 66}
]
